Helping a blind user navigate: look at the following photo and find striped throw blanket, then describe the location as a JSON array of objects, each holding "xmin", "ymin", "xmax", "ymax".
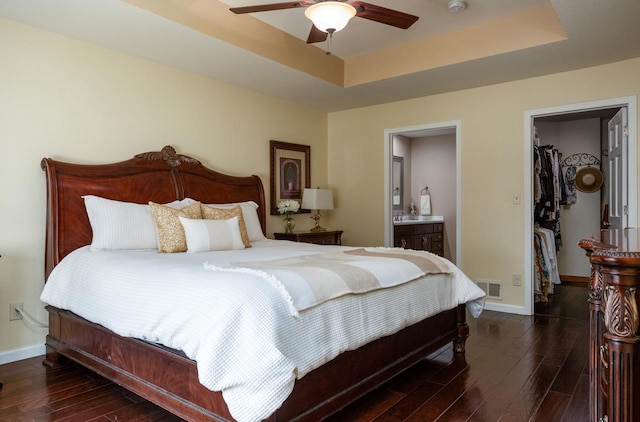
[{"xmin": 205, "ymin": 248, "xmax": 452, "ymax": 314}]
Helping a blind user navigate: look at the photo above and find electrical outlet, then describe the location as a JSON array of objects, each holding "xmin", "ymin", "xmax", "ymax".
[
  {"xmin": 9, "ymin": 303, "xmax": 23, "ymax": 321},
  {"xmin": 512, "ymin": 274, "xmax": 522, "ymax": 286}
]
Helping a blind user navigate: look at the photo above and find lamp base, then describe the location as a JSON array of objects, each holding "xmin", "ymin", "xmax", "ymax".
[
  {"xmin": 309, "ymin": 211, "xmax": 326, "ymax": 232},
  {"xmin": 310, "ymin": 224, "xmax": 327, "ymax": 232}
]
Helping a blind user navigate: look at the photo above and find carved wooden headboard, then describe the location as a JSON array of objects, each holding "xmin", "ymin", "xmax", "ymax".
[{"xmin": 41, "ymin": 146, "xmax": 266, "ymax": 279}]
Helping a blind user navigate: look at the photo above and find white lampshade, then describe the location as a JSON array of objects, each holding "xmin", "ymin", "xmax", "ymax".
[
  {"xmin": 302, "ymin": 188, "xmax": 334, "ymax": 210},
  {"xmin": 304, "ymin": 2, "xmax": 356, "ymax": 33}
]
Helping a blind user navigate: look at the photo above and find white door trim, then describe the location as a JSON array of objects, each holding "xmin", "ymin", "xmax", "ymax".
[
  {"xmin": 523, "ymin": 96, "xmax": 638, "ymax": 315},
  {"xmin": 384, "ymin": 120, "xmax": 462, "ymax": 265}
]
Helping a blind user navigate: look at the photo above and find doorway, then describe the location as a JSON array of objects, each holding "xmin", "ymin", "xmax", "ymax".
[
  {"xmin": 523, "ymin": 96, "xmax": 638, "ymax": 315},
  {"xmin": 384, "ymin": 121, "xmax": 462, "ymax": 264}
]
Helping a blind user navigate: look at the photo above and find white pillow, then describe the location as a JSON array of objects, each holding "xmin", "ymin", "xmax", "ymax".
[
  {"xmin": 204, "ymin": 201, "xmax": 266, "ymax": 241},
  {"xmin": 179, "ymin": 216, "xmax": 246, "ymax": 252},
  {"xmin": 83, "ymin": 195, "xmax": 195, "ymax": 250}
]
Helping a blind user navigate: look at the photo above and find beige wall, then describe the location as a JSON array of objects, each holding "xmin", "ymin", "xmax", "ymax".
[
  {"xmin": 0, "ymin": 18, "xmax": 327, "ymax": 358},
  {"xmin": 328, "ymin": 58, "xmax": 640, "ymax": 308}
]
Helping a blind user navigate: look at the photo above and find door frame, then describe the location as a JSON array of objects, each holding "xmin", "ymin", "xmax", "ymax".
[
  {"xmin": 607, "ymin": 108, "xmax": 628, "ymax": 231},
  {"xmin": 523, "ymin": 96, "xmax": 638, "ymax": 315},
  {"xmin": 384, "ymin": 120, "xmax": 462, "ymax": 265}
]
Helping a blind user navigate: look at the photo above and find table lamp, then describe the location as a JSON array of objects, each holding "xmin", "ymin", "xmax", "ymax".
[{"xmin": 301, "ymin": 188, "xmax": 334, "ymax": 232}]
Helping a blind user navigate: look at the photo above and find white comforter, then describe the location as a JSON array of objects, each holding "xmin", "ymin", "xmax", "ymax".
[{"xmin": 40, "ymin": 240, "xmax": 485, "ymax": 422}]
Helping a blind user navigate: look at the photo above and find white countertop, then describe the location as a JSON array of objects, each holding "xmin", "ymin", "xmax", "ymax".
[{"xmin": 393, "ymin": 215, "xmax": 444, "ymax": 225}]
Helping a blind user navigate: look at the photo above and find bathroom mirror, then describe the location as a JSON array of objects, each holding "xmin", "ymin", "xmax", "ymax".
[{"xmin": 392, "ymin": 156, "xmax": 403, "ymax": 211}]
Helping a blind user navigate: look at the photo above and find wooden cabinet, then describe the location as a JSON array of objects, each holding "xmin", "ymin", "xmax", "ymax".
[
  {"xmin": 394, "ymin": 223, "xmax": 443, "ymax": 256},
  {"xmin": 393, "ymin": 225, "xmax": 413, "ymax": 250},
  {"xmin": 579, "ymin": 229, "xmax": 640, "ymax": 422},
  {"xmin": 274, "ymin": 230, "xmax": 343, "ymax": 245}
]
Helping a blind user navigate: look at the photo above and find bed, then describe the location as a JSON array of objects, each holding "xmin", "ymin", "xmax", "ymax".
[{"xmin": 40, "ymin": 146, "xmax": 484, "ymax": 422}]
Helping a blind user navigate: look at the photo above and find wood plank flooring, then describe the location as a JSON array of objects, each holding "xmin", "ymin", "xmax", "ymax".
[{"xmin": 0, "ymin": 283, "xmax": 589, "ymax": 421}]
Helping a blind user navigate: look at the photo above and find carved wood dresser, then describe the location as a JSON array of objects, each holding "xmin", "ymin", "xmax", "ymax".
[{"xmin": 579, "ymin": 229, "xmax": 640, "ymax": 422}]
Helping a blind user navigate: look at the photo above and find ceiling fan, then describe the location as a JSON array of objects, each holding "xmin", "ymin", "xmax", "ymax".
[{"xmin": 230, "ymin": 1, "xmax": 419, "ymax": 44}]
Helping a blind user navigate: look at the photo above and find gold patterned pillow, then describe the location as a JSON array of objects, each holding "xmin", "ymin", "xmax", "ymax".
[
  {"xmin": 149, "ymin": 202, "xmax": 202, "ymax": 253},
  {"xmin": 201, "ymin": 204, "xmax": 251, "ymax": 248}
]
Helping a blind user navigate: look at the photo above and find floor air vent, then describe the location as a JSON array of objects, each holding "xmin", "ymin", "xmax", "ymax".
[{"xmin": 476, "ymin": 280, "xmax": 502, "ymax": 299}]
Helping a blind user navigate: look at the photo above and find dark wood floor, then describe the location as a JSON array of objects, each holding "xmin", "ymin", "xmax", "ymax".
[{"xmin": 0, "ymin": 283, "xmax": 589, "ymax": 422}]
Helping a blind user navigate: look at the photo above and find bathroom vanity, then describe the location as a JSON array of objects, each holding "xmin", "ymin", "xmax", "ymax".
[{"xmin": 393, "ymin": 216, "xmax": 444, "ymax": 256}]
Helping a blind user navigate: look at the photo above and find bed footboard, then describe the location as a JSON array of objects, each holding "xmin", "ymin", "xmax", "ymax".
[{"xmin": 43, "ymin": 304, "xmax": 467, "ymax": 422}]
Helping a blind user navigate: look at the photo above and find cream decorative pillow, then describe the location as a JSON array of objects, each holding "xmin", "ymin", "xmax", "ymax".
[
  {"xmin": 149, "ymin": 201, "xmax": 202, "ymax": 253},
  {"xmin": 83, "ymin": 195, "xmax": 195, "ymax": 250},
  {"xmin": 201, "ymin": 204, "xmax": 252, "ymax": 248},
  {"xmin": 179, "ymin": 216, "xmax": 246, "ymax": 252},
  {"xmin": 203, "ymin": 201, "xmax": 266, "ymax": 241}
]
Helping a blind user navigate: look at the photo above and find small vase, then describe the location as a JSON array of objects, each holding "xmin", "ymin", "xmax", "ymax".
[{"xmin": 283, "ymin": 214, "xmax": 296, "ymax": 233}]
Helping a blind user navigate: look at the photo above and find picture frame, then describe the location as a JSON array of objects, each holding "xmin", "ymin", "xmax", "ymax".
[{"xmin": 270, "ymin": 140, "xmax": 311, "ymax": 215}]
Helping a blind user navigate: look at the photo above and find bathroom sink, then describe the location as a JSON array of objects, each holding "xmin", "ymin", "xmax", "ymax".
[
  {"xmin": 394, "ymin": 215, "xmax": 444, "ymax": 224},
  {"xmin": 406, "ymin": 215, "xmax": 442, "ymax": 221}
]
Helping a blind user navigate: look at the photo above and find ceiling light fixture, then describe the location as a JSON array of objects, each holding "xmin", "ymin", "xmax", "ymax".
[
  {"xmin": 304, "ymin": 1, "xmax": 357, "ymax": 34},
  {"xmin": 448, "ymin": 0, "xmax": 467, "ymax": 13}
]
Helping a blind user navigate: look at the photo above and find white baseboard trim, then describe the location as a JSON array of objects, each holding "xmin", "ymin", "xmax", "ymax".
[
  {"xmin": 0, "ymin": 344, "xmax": 46, "ymax": 365},
  {"xmin": 483, "ymin": 301, "xmax": 529, "ymax": 315},
  {"xmin": 0, "ymin": 304, "xmax": 527, "ymax": 365}
]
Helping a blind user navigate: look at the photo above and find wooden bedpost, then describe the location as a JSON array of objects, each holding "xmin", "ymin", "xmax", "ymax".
[
  {"xmin": 454, "ymin": 304, "xmax": 469, "ymax": 353},
  {"xmin": 42, "ymin": 344, "xmax": 67, "ymax": 368},
  {"xmin": 42, "ymin": 307, "xmax": 67, "ymax": 368}
]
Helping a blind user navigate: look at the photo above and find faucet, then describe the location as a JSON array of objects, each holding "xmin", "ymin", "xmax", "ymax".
[{"xmin": 394, "ymin": 211, "xmax": 405, "ymax": 221}]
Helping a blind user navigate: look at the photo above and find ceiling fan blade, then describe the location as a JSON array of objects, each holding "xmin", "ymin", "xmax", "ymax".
[
  {"xmin": 350, "ymin": 1, "xmax": 419, "ymax": 29},
  {"xmin": 230, "ymin": 2, "xmax": 309, "ymax": 14},
  {"xmin": 307, "ymin": 25, "xmax": 328, "ymax": 44}
]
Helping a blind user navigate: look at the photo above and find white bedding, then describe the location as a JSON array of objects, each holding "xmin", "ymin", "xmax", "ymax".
[{"xmin": 40, "ymin": 240, "xmax": 485, "ymax": 422}]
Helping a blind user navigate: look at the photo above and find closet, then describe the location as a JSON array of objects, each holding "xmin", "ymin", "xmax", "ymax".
[{"xmin": 532, "ymin": 115, "xmax": 610, "ymax": 302}]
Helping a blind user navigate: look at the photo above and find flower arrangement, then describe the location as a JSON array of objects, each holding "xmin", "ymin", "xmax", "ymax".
[
  {"xmin": 277, "ymin": 200, "xmax": 300, "ymax": 233},
  {"xmin": 277, "ymin": 199, "xmax": 300, "ymax": 215}
]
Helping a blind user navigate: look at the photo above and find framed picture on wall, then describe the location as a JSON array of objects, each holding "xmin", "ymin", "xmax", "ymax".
[{"xmin": 270, "ymin": 140, "xmax": 311, "ymax": 215}]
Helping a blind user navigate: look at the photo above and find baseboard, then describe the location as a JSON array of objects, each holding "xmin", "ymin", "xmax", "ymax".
[
  {"xmin": 483, "ymin": 301, "xmax": 528, "ymax": 315},
  {"xmin": 560, "ymin": 275, "xmax": 589, "ymax": 283},
  {"xmin": 0, "ymin": 344, "xmax": 46, "ymax": 365}
]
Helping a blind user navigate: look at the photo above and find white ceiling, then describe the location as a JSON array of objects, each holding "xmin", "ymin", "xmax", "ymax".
[
  {"xmin": 1, "ymin": 0, "xmax": 640, "ymax": 112},
  {"xmin": 221, "ymin": 0, "xmax": 551, "ymax": 58}
]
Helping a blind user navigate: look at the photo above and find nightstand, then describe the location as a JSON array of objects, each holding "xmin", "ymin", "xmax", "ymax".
[{"xmin": 274, "ymin": 230, "xmax": 343, "ymax": 245}]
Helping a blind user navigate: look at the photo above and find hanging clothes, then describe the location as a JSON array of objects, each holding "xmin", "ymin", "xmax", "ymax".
[
  {"xmin": 533, "ymin": 232, "xmax": 550, "ymax": 302},
  {"xmin": 565, "ymin": 165, "xmax": 577, "ymax": 205},
  {"xmin": 533, "ymin": 226, "xmax": 561, "ymax": 302},
  {"xmin": 533, "ymin": 144, "xmax": 565, "ymax": 251}
]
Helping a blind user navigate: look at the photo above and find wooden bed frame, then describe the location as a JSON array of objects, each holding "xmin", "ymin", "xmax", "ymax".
[{"xmin": 41, "ymin": 146, "xmax": 469, "ymax": 421}]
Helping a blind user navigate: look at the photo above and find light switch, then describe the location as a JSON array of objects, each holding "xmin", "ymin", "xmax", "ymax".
[{"xmin": 512, "ymin": 192, "xmax": 521, "ymax": 205}]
